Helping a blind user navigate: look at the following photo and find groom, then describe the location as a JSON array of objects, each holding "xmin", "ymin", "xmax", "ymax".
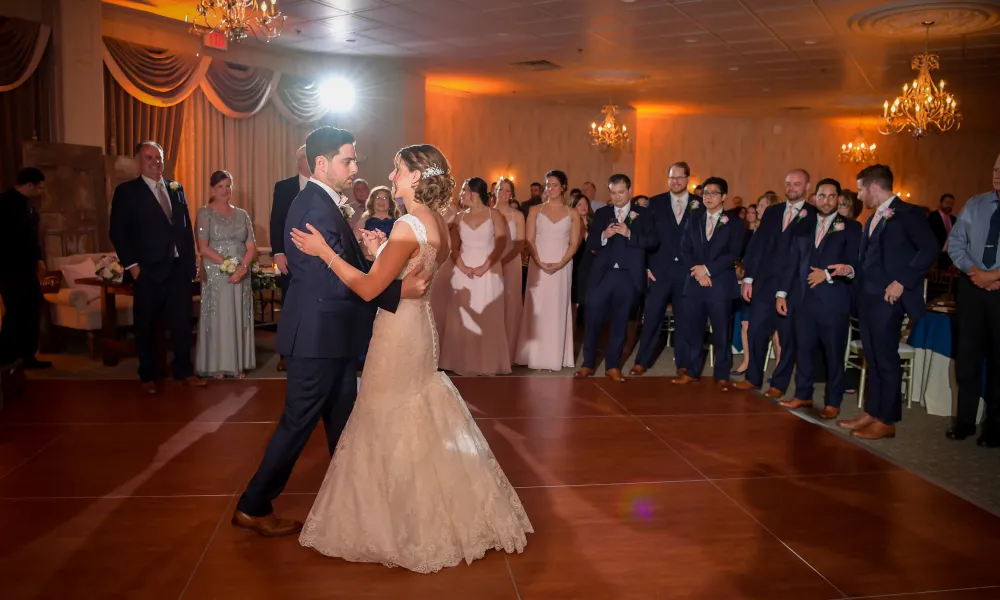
[{"xmin": 234, "ymin": 127, "xmax": 431, "ymax": 536}]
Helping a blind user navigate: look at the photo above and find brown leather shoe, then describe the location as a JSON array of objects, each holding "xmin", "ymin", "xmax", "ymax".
[
  {"xmin": 732, "ymin": 380, "xmax": 758, "ymax": 391},
  {"xmin": 672, "ymin": 374, "xmax": 697, "ymax": 385},
  {"xmin": 277, "ymin": 357, "xmax": 286, "ymax": 372},
  {"xmin": 182, "ymin": 376, "xmax": 207, "ymax": 387},
  {"xmin": 629, "ymin": 365, "xmax": 647, "ymax": 376},
  {"xmin": 763, "ymin": 387, "xmax": 785, "ymax": 399},
  {"xmin": 574, "ymin": 367, "xmax": 594, "ymax": 379},
  {"xmin": 837, "ymin": 413, "xmax": 875, "ymax": 431},
  {"xmin": 715, "ymin": 379, "xmax": 731, "ymax": 392},
  {"xmin": 231, "ymin": 510, "xmax": 303, "ymax": 537},
  {"xmin": 141, "ymin": 381, "xmax": 160, "ymax": 396},
  {"xmin": 853, "ymin": 420, "xmax": 896, "ymax": 440},
  {"xmin": 819, "ymin": 406, "xmax": 840, "ymax": 419},
  {"xmin": 606, "ymin": 368, "xmax": 626, "ymax": 382},
  {"xmin": 676, "ymin": 367, "xmax": 687, "ymax": 377},
  {"xmin": 779, "ymin": 398, "xmax": 813, "ymax": 410}
]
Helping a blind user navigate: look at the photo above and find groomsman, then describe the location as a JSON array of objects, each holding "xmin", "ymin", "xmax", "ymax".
[
  {"xmin": 832, "ymin": 164, "xmax": 938, "ymax": 440},
  {"xmin": 270, "ymin": 145, "xmax": 311, "ymax": 371},
  {"xmin": 672, "ymin": 177, "xmax": 743, "ymax": 388},
  {"xmin": 774, "ymin": 178, "xmax": 862, "ymax": 419},
  {"xmin": 576, "ymin": 174, "xmax": 658, "ymax": 382},
  {"xmin": 631, "ymin": 161, "xmax": 699, "ymax": 376},
  {"xmin": 734, "ymin": 169, "xmax": 817, "ymax": 397},
  {"xmin": 945, "ymin": 153, "xmax": 1000, "ymax": 447}
]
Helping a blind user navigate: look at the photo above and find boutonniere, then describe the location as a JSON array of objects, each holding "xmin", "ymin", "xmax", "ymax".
[
  {"xmin": 795, "ymin": 208, "xmax": 808, "ymax": 221},
  {"xmin": 340, "ymin": 203, "xmax": 355, "ymax": 221},
  {"xmin": 689, "ymin": 200, "xmax": 700, "ymax": 211},
  {"xmin": 167, "ymin": 181, "xmax": 181, "ymax": 192},
  {"xmin": 627, "ymin": 210, "xmax": 639, "ymax": 222},
  {"xmin": 719, "ymin": 214, "xmax": 729, "ymax": 225},
  {"xmin": 883, "ymin": 208, "xmax": 895, "ymax": 220},
  {"xmin": 833, "ymin": 221, "xmax": 845, "ymax": 232}
]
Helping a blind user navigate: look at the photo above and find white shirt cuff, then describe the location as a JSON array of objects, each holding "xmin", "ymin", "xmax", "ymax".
[
  {"xmin": 845, "ymin": 266, "xmax": 855, "ymax": 279},
  {"xmin": 744, "ymin": 277, "xmax": 753, "ymax": 284},
  {"xmin": 704, "ymin": 267, "xmax": 711, "ymax": 277},
  {"xmin": 600, "ymin": 235, "xmax": 608, "ymax": 246},
  {"xmin": 776, "ymin": 291, "xmax": 787, "ymax": 298},
  {"xmin": 825, "ymin": 271, "xmax": 833, "ymax": 284},
  {"xmin": 273, "ymin": 252, "xmax": 285, "ymax": 257},
  {"xmin": 125, "ymin": 263, "xmax": 138, "ymax": 270}
]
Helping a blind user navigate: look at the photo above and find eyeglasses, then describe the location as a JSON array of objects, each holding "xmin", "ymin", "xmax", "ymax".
[{"xmin": 702, "ymin": 190, "xmax": 723, "ymax": 198}]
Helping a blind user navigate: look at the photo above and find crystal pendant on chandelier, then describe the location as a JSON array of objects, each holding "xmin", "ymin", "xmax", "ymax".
[
  {"xmin": 840, "ymin": 127, "xmax": 877, "ymax": 165},
  {"xmin": 588, "ymin": 105, "xmax": 629, "ymax": 152},
  {"xmin": 878, "ymin": 21, "xmax": 961, "ymax": 139},
  {"xmin": 186, "ymin": 0, "xmax": 286, "ymax": 43}
]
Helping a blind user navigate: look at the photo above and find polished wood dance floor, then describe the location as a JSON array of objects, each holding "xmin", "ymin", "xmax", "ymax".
[{"xmin": 2, "ymin": 377, "xmax": 1000, "ymax": 599}]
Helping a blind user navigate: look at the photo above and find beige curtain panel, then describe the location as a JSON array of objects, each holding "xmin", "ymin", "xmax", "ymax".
[
  {"xmin": 101, "ymin": 37, "xmax": 329, "ymax": 121},
  {"xmin": 0, "ymin": 17, "xmax": 51, "ymax": 93}
]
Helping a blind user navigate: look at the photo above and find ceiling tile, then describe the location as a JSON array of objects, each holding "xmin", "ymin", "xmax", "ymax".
[
  {"xmin": 316, "ymin": 0, "xmax": 388, "ymax": 12},
  {"xmin": 319, "ymin": 13, "xmax": 381, "ymax": 32},
  {"xmin": 674, "ymin": 0, "xmax": 750, "ymax": 18},
  {"xmin": 282, "ymin": 0, "xmax": 347, "ymax": 20}
]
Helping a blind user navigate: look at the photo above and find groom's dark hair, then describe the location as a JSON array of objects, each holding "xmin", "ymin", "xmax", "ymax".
[{"xmin": 306, "ymin": 127, "xmax": 356, "ymax": 171}]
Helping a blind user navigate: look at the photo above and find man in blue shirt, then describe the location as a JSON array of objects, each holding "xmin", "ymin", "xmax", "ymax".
[{"xmin": 946, "ymin": 153, "xmax": 1000, "ymax": 448}]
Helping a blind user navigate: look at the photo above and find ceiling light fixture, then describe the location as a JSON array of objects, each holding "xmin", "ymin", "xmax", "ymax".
[
  {"xmin": 839, "ymin": 126, "xmax": 877, "ymax": 165},
  {"xmin": 186, "ymin": 0, "xmax": 285, "ymax": 43},
  {"xmin": 588, "ymin": 105, "xmax": 629, "ymax": 152},
  {"xmin": 878, "ymin": 21, "xmax": 961, "ymax": 138}
]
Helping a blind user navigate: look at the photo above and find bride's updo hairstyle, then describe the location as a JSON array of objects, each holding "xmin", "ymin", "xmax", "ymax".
[{"xmin": 397, "ymin": 144, "xmax": 456, "ymax": 214}]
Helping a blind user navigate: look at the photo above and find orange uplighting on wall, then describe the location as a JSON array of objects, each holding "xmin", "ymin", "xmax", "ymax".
[
  {"xmin": 633, "ymin": 102, "xmax": 700, "ymax": 116},
  {"xmin": 425, "ymin": 75, "xmax": 511, "ymax": 95}
]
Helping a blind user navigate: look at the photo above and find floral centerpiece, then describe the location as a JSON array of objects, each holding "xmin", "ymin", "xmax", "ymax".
[
  {"xmin": 249, "ymin": 260, "xmax": 278, "ymax": 292},
  {"xmin": 95, "ymin": 254, "xmax": 124, "ymax": 282}
]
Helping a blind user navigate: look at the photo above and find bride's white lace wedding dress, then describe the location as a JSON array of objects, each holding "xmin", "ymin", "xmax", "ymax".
[{"xmin": 299, "ymin": 214, "xmax": 533, "ymax": 573}]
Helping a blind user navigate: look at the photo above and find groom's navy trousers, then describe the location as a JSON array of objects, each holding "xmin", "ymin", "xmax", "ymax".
[{"xmin": 237, "ymin": 182, "xmax": 401, "ymax": 517}]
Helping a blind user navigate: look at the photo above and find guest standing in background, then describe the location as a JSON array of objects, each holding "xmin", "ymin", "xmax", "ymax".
[
  {"xmin": 347, "ymin": 179, "xmax": 369, "ymax": 229},
  {"xmin": 270, "ymin": 144, "xmax": 310, "ymax": 372},
  {"xmin": 833, "ymin": 164, "xmax": 938, "ymax": 440},
  {"xmin": 195, "ymin": 171, "xmax": 257, "ymax": 379},
  {"xmin": 355, "ymin": 186, "xmax": 399, "ymax": 240},
  {"xmin": 672, "ymin": 177, "xmax": 742, "ymax": 388},
  {"xmin": 0, "ymin": 167, "xmax": 50, "ymax": 368},
  {"xmin": 494, "ymin": 177, "xmax": 525, "ymax": 360},
  {"xmin": 928, "ymin": 193, "xmax": 957, "ymax": 269},
  {"xmin": 576, "ymin": 174, "xmax": 658, "ymax": 382},
  {"xmin": 583, "ymin": 181, "xmax": 603, "ymax": 213},
  {"xmin": 109, "ymin": 141, "xmax": 205, "ymax": 394},
  {"xmin": 439, "ymin": 177, "xmax": 510, "ymax": 376},
  {"xmin": 632, "ymin": 162, "xmax": 697, "ymax": 377},
  {"xmin": 431, "ymin": 193, "xmax": 461, "ymax": 342},
  {"xmin": 518, "ymin": 181, "xmax": 543, "ymax": 219},
  {"xmin": 569, "ymin": 194, "xmax": 594, "ymax": 326},
  {"xmin": 945, "ymin": 154, "xmax": 1000, "ymax": 448},
  {"xmin": 516, "ymin": 170, "xmax": 581, "ymax": 371}
]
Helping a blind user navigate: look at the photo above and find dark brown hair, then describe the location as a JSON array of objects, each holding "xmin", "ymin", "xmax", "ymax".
[{"xmin": 396, "ymin": 144, "xmax": 456, "ymax": 213}]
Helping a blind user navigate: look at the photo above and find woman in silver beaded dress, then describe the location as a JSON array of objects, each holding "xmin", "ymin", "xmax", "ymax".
[{"xmin": 195, "ymin": 170, "xmax": 257, "ymax": 379}]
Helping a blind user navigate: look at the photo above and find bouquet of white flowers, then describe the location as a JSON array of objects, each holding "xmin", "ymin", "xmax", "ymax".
[
  {"xmin": 95, "ymin": 254, "xmax": 124, "ymax": 282},
  {"xmin": 220, "ymin": 256, "xmax": 239, "ymax": 275}
]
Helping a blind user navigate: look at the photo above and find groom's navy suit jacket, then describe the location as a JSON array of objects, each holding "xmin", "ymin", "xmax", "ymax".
[{"xmin": 276, "ymin": 181, "xmax": 401, "ymax": 359}]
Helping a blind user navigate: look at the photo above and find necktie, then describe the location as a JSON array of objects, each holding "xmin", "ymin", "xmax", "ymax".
[
  {"xmin": 674, "ymin": 198, "xmax": 683, "ymax": 224},
  {"xmin": 156, "ymin": 182, "xmax": 173, "ymax": 223},
  {"xmin": 617, "ymin": 207, "xmax": 625, "ymax": 223},
  {"xmin": 982, "ymin": 202, "xmax": 1000, "ymax": 268},
  {"xmin": 782, "ymin": 206, "xmax": 794, "ymax": 231},
  {"xmin": 869, "ymin": 209, "xmax": 882, "ymax": 237},
  {"xmin": 815, "ymin": 217, "xmax": 827, "ymax": 247},
  {"xmin": 706, "ymin": 214, "xmax": 716, "ymax": 240}
]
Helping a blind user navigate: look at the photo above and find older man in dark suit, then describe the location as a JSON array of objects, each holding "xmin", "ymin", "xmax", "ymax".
[{"xmin": 109, "ymin": 141, "xmax": 205, "ymax": 394}]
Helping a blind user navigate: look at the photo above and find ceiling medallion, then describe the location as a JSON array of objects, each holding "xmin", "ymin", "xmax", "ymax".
[
  {"xmin": 840, "ymin": 127, "xmax": 877, "ymax": 165},
  {"xmin": 186, "ymin": 0, "xmax": 286, "ymax": 43},
  {"xmin": 588, "ymin": 105, "xmax": 629, "ymax": 152},
  {"xmin": 849, "ymin": 1, "xmax": 1000, "ymax": 37},
  {"xmin": 878, "ymin": 21, "xmax": 961, "ymax": 139}
]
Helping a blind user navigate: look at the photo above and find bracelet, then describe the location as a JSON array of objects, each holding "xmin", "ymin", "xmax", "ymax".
[{"xmin": 327, "ymin": 255, "xmax": 336, "ymax": 270}]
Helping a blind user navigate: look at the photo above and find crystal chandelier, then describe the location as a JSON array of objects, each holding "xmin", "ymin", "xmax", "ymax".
[
  {"xmin": 589, "ymin": 105, "xmax": 629, "ymax": 151},
  {"xmin": 840, "ymin": 127, "xmax": 877, "ymax": 165},
  {"xmin": 186, "ymin": 0, "xmax": 286, "ymax": 43},
  {"xmin": 878, "ymin": 21, "xmax": 961, "ymax": 139}
]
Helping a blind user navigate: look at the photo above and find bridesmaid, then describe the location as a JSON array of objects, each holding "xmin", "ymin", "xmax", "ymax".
[
  {"xmin": 355, "ymin": 185, "xmax": 399, "ymax": 240},
  {"xmin": 431, "ymin": 193, "xmax": 461, "ymax": 342},
  {"xmin": 514, "ymin": 170, "xmax": 581, "ymax": 371},
  {"xmin": 439, "ymin": 177, "xmax": 511, "ymax": 376},
  {"xmin": 195, "ymin": 170, "xmax": 257, "ymax": 379},
  {"xmin": 493, "ymin": 176, "xmax": 525, "ymax": 361}
]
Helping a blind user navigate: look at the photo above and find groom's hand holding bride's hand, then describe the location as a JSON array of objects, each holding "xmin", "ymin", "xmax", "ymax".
[
  {"xmin": 401, "ymin": 265, "xmax": 432, "ymax": 299},
  {"xmin": 359, "ymin": 229, "xmax": 387, "ymax": 259}
]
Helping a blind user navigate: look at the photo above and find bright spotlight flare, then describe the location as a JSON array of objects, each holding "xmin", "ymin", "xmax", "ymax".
[{"xmin": 319, "ymin": 78, "xmax": 355, "ymax": 113}]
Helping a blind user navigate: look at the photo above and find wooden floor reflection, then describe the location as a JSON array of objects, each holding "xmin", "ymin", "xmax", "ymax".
[{"xmin": 2, "ymin": 377, "xmax": 999, "ymax": 599}]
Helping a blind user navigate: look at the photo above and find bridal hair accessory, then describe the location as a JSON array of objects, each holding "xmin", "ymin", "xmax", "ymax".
[{"xmin": 422, "ymin": 166, "xmax": 445, "ymax": 179}]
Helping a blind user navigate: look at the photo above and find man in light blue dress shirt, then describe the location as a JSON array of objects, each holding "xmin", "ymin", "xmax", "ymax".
[{"xmin": 946, "ymin": 153, "xmax": 1000, "ymax": 447}]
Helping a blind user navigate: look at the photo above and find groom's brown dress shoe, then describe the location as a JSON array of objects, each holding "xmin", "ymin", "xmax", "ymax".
[
  {"xmin": 629, "ymin": 365, "xmax": 647, "ymax": 376},
  {"xmin": 779, "ymin": 398, "xmax": 813, "ymax": 410},
  {"xmin": 853, "ymin": 420, "xmax": 895, "ymax": 440},
  {"xmin": 837, "ymin": 413, "xmax": 874, "ymax": 431},
  {"xmin": 819, "ymin": 406, "xmax": 840, "ymax": 419},
  {"xmin": 231, "ymin": 510, "xmax": 303, "ymax": 537}
]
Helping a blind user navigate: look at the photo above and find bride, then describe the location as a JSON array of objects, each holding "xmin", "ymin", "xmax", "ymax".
[{"xmin": 290, "ymin": 144, "xmax": 532, "ymax": 573}]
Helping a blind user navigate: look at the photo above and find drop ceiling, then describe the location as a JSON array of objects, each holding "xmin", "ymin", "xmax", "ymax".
[{"xmin": 104, "ymin": 0, "xmax": 1000, "ymax": 116}]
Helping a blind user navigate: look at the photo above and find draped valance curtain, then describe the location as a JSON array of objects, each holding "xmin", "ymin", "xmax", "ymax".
[
  {"xmin": 0, "ymin": 17, "xmax": 53, "ymax": 189},
  {"xmin": 101, "ymin": 36, "xmax": 329, "ymax": 123}
]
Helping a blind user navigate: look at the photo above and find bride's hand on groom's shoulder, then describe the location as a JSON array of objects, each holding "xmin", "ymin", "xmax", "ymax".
[{"xmin": 290, "ymin": 223, "xmax": 330, "ymax": 258}]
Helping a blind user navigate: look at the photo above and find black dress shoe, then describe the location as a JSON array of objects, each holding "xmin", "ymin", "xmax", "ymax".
[
  {"xmin": 946, "ymin": 424, "xmax": 977, "ymax": 440},
  {"xmin": 977, "ymin": 431, "xmax": 1000, "ymax": 448}
]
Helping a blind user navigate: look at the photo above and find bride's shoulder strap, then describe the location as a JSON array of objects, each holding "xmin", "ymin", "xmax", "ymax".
[{"xmin": 397, "ymin": 213, "xmax": 428, "ymax": 245}]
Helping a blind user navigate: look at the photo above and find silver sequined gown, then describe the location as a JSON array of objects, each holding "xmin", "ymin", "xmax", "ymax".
[{"xmin": 195, "ymin": 205, "xmax": 257, "ymax": 377}]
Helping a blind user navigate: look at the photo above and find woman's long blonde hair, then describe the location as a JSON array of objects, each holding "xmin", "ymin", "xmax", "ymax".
[{"xmin": 361, "ymin": 185, "xmax": 400, "ymax": 220}]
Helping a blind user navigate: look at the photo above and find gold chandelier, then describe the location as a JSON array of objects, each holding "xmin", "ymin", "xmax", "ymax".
[
  {"xmin": 186, "ymin": 0, "xmax": 285, "ymax": 43},
  {"xmin": 589, "ymin": 105, "xmax": 629, "ymax": 151},
  {"xmin": 840, "ymin": 127, "xmax": 877, "ymax": 165},
  {"xmin": 878, "ymin": 21, "xmax": 960, "ymax": 139}
]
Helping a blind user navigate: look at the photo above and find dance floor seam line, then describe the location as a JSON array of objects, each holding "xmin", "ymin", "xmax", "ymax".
[
  {"xmin": 842, "ymin": 584, "xmax": 1000, "ymax": 599},
  {"xmin": 177, "ymin": 494, "xmax": 238, "ymax": 600},
  {"xmin": 592, "ymin": 381, "xmax": 851, "ymax": 599},
  {"xmin": 0, "ymin": 429, "xmax": 68, "ymax": 483},
  {"xmin": 503, "ymin": 554, "xmax": 522, "ymax": 600}
]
